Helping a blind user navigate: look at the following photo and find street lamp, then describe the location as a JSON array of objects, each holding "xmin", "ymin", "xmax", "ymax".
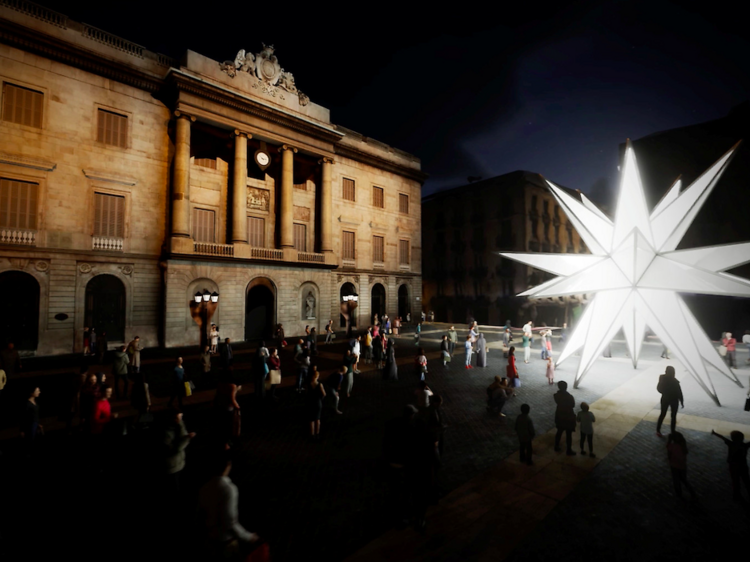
[{"xmin": 191, "ymin": 288, "xmax": 219, "ymax": 349}]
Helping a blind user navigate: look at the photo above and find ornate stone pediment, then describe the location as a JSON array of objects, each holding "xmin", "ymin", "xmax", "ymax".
[{"xmin": 220, "ymin": 44, "xmax": 310, "ymax": 106}]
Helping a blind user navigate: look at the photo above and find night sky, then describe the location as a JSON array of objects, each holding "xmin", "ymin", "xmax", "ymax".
[{"xmin": 38, "ymin": 0, "xmax": 749, "ymax": 201}]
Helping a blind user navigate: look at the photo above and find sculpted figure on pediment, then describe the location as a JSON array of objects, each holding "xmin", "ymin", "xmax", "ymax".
[
  {"xmin": 234, "ymin": 49, "xmax": 256, "ymax": 74},
  {"xmin": 255, "ymin": 43, "xmax": 281, "ymax": 86}
]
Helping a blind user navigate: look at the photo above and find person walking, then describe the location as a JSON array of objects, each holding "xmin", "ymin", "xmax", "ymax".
[
  {"xmin": 384, "ymin": 338, "xmax": 398, "ymax": 381},
  {"xmin": 577, "ymin": 402, "xmax": 596, "ymax": 457},
  {"xmin": 476, "ymin": 333, "xmax": 487, "ymax": 367},
  {"xmin": 112, "ymin": 345, "xmax": 129, "ymax": 400},
  {"xmin": 373, "ymin": 331, "xmax": 384, "ymax": 370},
  {"xmin": 324, "ymin": 320, "xmax": 334, "ymax": 344},
  {"xmin": 656, "ymin": 366, "xmax": 683, "ymax": 437},
  {"xmin": 267, "ymin": 348, "xmax": 281, "ymax": 400},
  {"xmin": 667, "ymin": 432, "xmax": 696, "ymax": 500},
  {"xmin": 200, "ymin": 345, "xmax": 212, "ymax": 379},
  {"xmin": 168, "ymin": 357, "xmax": 186, "ymax": 410},
  {"xmin": 209, "ymin": 324, "xmax": 220, "ymax": 354},
  {"xmin": 415, "ymin": 347, "xmax": 428, "ymax": 381},
  {"xmin": 163, "ymin": 410, "xmax": 195, "ymax": 495},
  {"xmin": 308, "ymin": 366, "xmax": 326, "ymax": 439},
  {"xmin": 487, "ymin": 376, "xmax": 509, "ymax": 417},
  {"xmin": 296, "ymin": 348, "xmax": 310, "ymax": 393},
  {"xmin": 127, "ymin": 336, "xmax": 142, "ymax": 375},
  {"xmin": 554, "ymin": 381, "xmax": 576, "ymax": 455},
  {"xmin": 711, "ymin": 429, "xmax": 750, "ymax": 501},
  {"xmin": 20, "ymin": 386, "xmax": 43, "ymax": 454},
  {"xmin": 327, "ymin": 366, "xmax": 345, "ymax": 414},
  {"xmin": 545, "ymin": 355, "xmax": 555, "ymax": 385},
  {"xmin": 506, "ymin": 346, "xmax": 519, "ymax": 387},
  {"xmin": 440, "ymin": 335, "xmax": 450, "ymax": 367},
  {"xmin": 352, "ymin": 335, "xmax": 361, "ymax": 374},
  {"xmin": 515, "ymin": 404, "xmax": 536, "ymax": 465},
  {"xmin": 415, "ymin": 380, "xmax": 433, "ymax": 411},
  {"xmin": 91, "ymin": 386, "xmax": 117, "ymax": 436},
  {"xmin": 722, "ymin": 332, "xmax": 737, "ymax": 368},
  {"xmin": 308, "ymin": 327, "xmax": 318, "ymax": 356},
  {"xmin": 253, "ymin": 342, "xmax": 269, "ymax": 401},
  {"xmin": 448, "ymin": 326, "xmax": 458, "ymax": 357},
  {"xmin": 522, "ymin": 331, "xmax": 531, "ymax": 364},
  {"xmin": 414, "ymin": 322, "xmax": 422, "ymax": 347},
  {"xmin": 464, "ymin": 336, "xmax": 473, "ymax": 369}
]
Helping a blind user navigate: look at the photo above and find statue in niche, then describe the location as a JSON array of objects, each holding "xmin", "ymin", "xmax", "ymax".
[{"xmin": 305, "ymin": 291, "xmax": 316, "ymax": 319}]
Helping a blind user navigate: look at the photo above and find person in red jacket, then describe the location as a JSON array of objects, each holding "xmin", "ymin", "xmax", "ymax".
[
  {"xmin": 506, "ymin": 346, "xmax": 519, "ymax": 388},
  {"xmin": 91, "ymin": 386, "xmax": 117, "ymax": 435}
]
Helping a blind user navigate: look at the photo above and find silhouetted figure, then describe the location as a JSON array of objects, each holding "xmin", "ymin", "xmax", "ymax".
[
  {"xmin": 384, "ymin": 339, "xmax": 398, "ymax": 381},
  {"xmin": 667, "ymin": 432, "xmax": 696, "ymax": 500},
  {"xmin": 712, "ymin": 429, "xmax": 750, "ymax": 501},
  {"xmin": 656, "ymin": 366, "xmax": 683, "ymax": 437},
  {"xmin": 554, "ymin": 381, "xmax": 576, "ymax": 455},
  {"xmin": 476, "ymin": 333, "xmax": 487, "ymax": 367},
  {"xmin": 515, "ymin": 404, "xmax": 536, "ymax": 465},
  {"xmin": 577, "ymin": 402, "xmax": 596, "ymax": 457},
  {"xmin": 112, "ymin": 345, "xmax": 129, "ymax": 399}
]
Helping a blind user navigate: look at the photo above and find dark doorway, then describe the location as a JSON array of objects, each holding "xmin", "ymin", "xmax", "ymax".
[
  {"xmin": 85, "ymin": 275, "xmax": 126, "ymax": 342},
  {"xmin": 340, "ymin": 282, "xmax": 357, "ymax": 328},
  {"xmin": 245, "ymin": 284, "xmax": 275, "ymax": 341},
  {"xmin": 398, "ymin": 284, "xmax": 410, "ymax": 320},
  {"xmin": 0, "ymin": 271, "xmax": 39, "ymax": 350},
  {"xmin": 371, "ymin": 283, "xmax": 386, "ymax": 323}
]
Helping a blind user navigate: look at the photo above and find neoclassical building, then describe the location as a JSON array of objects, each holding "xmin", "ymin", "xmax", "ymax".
[{"xmin": 0, "ymin": 2, "xmax": 425, "ymax": 355}]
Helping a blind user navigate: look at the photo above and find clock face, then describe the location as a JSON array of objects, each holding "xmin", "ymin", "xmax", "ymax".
[{"xmin": 256, "ymin": 151, "xmax": 270, "ymax": 167}]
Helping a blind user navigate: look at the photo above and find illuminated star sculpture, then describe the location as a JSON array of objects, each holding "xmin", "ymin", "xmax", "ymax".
[{"xmin": 501, "ymin": 141, "xmax": 748, "ymax": 405}]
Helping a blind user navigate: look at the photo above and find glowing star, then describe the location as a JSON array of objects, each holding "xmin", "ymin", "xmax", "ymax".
[{"xmin": 501, "ymin": 141, "xmax": 747, "ymax": 405}]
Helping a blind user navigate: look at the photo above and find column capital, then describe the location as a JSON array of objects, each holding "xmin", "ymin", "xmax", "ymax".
[
  {"xmin": 173, "ymin": 110, "xmax": 196, "ymax": 122},
  {"xmin": 318, "ymin": 157, "xmax": 334, "ymax": 165},
  {"xmin": 278, "ymin": 144, "xmax": 298, "ymax": 154},
  {"xmin": 233, "ymin": 129, "xmax": 252, "ymax": 139}
]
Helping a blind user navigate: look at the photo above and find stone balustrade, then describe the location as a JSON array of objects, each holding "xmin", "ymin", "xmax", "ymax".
[
  {"xmin": 92, "ymin": 236, "xmax": 124, "ymax": 251},
  {"xmin": 194, "ymin": 242, "xmax": 234, "ymax": 256},
  {"xmin": 251, "ymin": 247, "xmax": 284, "ymax": 260},
  {"xmin": 298, "ymin": 252, "xmax": 325, "ymax": 264},
  {"xmin": 0, "ymin": 229, "xmax": 36, "ymax": 246}
]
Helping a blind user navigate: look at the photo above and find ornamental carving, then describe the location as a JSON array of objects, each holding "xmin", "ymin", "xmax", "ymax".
[
  {"xmin": 220, "ymin": 44, "xmax": 310, "ymax": 106},
  {"xmin": 34, "ymin": 261, "xmax": 49, "ymax": 273},
  {"xmin": 247, "ymin": 187, "xmax": 270, "ymax": 212},
  {"xmin": 120, "ymin": 265, "xmax": 134, "ymax": 276},
  {"xmin": 78, "ymin": 263, "xmax": 92, "ymax": 274},
  {"xmin": 10, "ymin": 258, "xmax": 28, "ymax": 270},
  {"xmin": 293, "ymin": 206, "xmax": 310, "ymax": 222}
]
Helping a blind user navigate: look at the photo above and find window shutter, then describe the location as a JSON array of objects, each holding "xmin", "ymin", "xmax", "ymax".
[
  {"xmin": 2, "ymin": 84, "xmax": 44, "ymax": 128},
  {"xmin": 93, "ymin": 193, "xmax": 125, "ymax": 237},
  {"xmin": 0, "ymin": 178, "xmax": 38, "ymax": 229},
  {"xmin": 343, "ymin": 231, "xmax": 355, "ymax": 260},
  {"xmin": 192, "ymin": 208, "xmax": 215, "ymax": 242},
  {"xmin": 399, "ymin": 194, "xmax": 409, "ymax": 214},
  {"xmin": 294, "ymin": 223, "xmax": 307, "ymax": 252},
  {"xmin": 399, "ymin": 240, "xmax": 410, "ymax": 264},
  {"xmin": 373, "ymin": 236, "xmax": 384, "ymax": 262},
  {"xmin": 97, "ymin": 109, "xmax": 128, "ymax": 148},
  {"xmin": 343, "ymin": 178, "xmax": 355, "ymax": 201},
  {"xmin": 248, "ymin": 216, "xmax": 265, "ymax": 247}
]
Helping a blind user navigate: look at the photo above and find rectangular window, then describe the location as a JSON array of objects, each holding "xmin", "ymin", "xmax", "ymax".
[
  {"xmin": 373, "ymin": 235, "xmax": 384, "ymax": 262},
  {"xmin": 0, "ymin": 178, "xmax": 38, "ymax": 229},
  {"xmin": 248, "ymin": 216, "xmax": 265, "ymax": 247},
  {"xmin": 93, "ymin": 192, "xmax": 125, "ymax": 238},
  {"xmin": 372, "ymin": 186, "xmax": 384, "ymax": 208},
  {"xmin": 192, "ymin": 208, "xmax": 215, "ymax": 242},
  {"xmin": 342, "ymin": 231, "xmax": 355, "ymax": 260},
  {"xmin": 293, "ymin": 223, "xmax": 307, "ymax": 252},
  {"xmin": 194, "ymin": 158, "xmax": 217, "ymax": 169},
  {"xmin": 399, "ymin": 193, "xmax": 409, "ymax": 214},
  {"xmin": 399, "ymin": 239, "xmax": 410, "ymax": 265},
  {"xmin": 96, "ymin": 108, "xmax": 128, "ymax": 148},
  {"xmin": 343, "ymin": 178, "xmax": 355, "ymax": 202},
  {"xmin": 2, "ymin": 83, "xmax": 43, "ymax": 128}
]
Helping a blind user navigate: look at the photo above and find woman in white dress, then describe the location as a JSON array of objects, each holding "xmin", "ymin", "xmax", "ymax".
[{"xmin": 210, "ymin": 324, "xmax": 220, "ymax": 354}]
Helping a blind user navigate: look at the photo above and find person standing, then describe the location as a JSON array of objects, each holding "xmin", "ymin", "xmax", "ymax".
[
  {"xmin": 267, "ymin": 348, "xmax": 281, "ymax": 400},
  {"xmin": 384, "ymin": 338, "xmax": 398, "ymax": 381},
  {"xmin": 506, "ymin": 346, "xmax": 519, "ymax": 387},
  {"xmin": 440, "ymin": 335, "xmax": 450, "ymax": 367},
  {"xmin": 307, "ymin": 366, "xmax": 326, "ymax": 439},
  {"xmin": 0, "ymin": 342, "xmax": 21, "ymax": 377},
  {"xmin": 667, "ymin": 432, "xmax": 696, "ymax": 500},
  {"xmin": 200, "ymin": 345, "xmax": 212, "ymax": 379},
  {"xmin": 522, "ymin": 332, "xmax": 531, "ymax": 364},
  {"xmin": 127, "ymin": 336, "xmax": 142, "ymax": 375},
  {"xmin": 20, "ymin": 386, "xmax": 43, "ymax": 453},
  {"xmin": 656, "ymin": 365, "xmax": 683, "ymax": 437},
  {"xmin": 163, "ymin": 411, "xmax": 195, "ymax": 495},
  {"xmin": 96, "ymin": 331, "xmax": 108, "ymax": 364},
  {"xmin": 296, "ymin": 348, "xmax": 310, "ymax": 393},
  {"xmin": 545, "ymin": 356, "xmax": 555, "ymax": 385},
  {"xmin": 503, "ymin": 328, "xmax": 511, "ymax": 349},
  {"xmin": 112, "ymin": 345, "xmax": 129, "ymax": 399},
  {"xmin": 711, "ymin": 429, "xmax": 750, "ymax": 501},
  {"xmin": 373, "ymin": 331, "xmax": 384, "ymax": 370},
  {"xmin": 522, "ymin": 321, "xmax": 533, "ymax": 340},
  {"xmin": 415, "ymin": 380, "xmax": 433, "ymax": 411},
  {"xmin": 91, "ymin": 386, "xmax": 117, "ymax": 436},
  {"xmin": 553, "ymin": 381, "xmax": 576, "ymax": 455},
  {"xmin": 324, "ymin": 320, "xmax": 334, "ymax": 344},
  {"xmin": 364, "ymin": 327, "xmax": 373, "ymax": 365},
  {"xmin": 210, "ymin": 324, "xmax": 220, "ymax": 354},
  {"xmin": 393, "ymin": 317, "xmax": 401, "ymax": 336},
  {"xmin": 326, "ymin": 366, "xmax": 345, "ymax": 414},
  {"xmin": 448, "ymin": 326, "xmax": 458, "ymax": 357},
  {"xmin": 385, "ymin": 317, "xmax": 392, "ymax": 335},
  {"xmin": 415, "ymin": 347, "xmax": 428, "ymax": 380},
  {"xmin": 414, "ymin": 322, "xmax": 422, "ymax": 346},
  {"xmin": 406, "ymin": 312, "xmax": 411, "ymax": 323},
  {"xmin": 722, "ymin": 332, "xmax": 737, "ymax": 368},
  {"xmin": 352, "ymin": 335, "xmax": 361, "ymax": 374},
  {"xmin": 89, "ymin": 328, "xmax": 97, "ymax": 359},
  {"xmin": 83, "ymin": 327, "xmax": 91, "ymax": 356},
  {"xmin": 515, "ymin": 404, "xmax": 535, "ymax": 465},
  {"xmin": 464, "ymin": 336, "xmax": 473, "ymax": 369},
  {"xmin": 253, "ymin": 342, "xmax": 269, "ymax": 401},
  {"xmin": 576, "ymin": 402, "xmax": 596, "ymax": 457},
  {"xmin": 308, "ymin": 327, "xmax": 318, "ymax": 356},
  {"xmin": 476, "ymin": 333, "xmax": 487, "ymax": 367},
  {"xmin": 560, "ymin": 322, "xmax": 568, "ymax": 344},
  {"xmin": 220, "ymin": 338, "xmax": 234, "ymax": 374},
  {"xmin": 168, "ymin": 357, "xmax": 186, "ymax": 410}
]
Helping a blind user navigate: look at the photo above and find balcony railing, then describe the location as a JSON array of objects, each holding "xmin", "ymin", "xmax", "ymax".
[
  {"xmin": 92, "ymin": 236, "xmax": 123, "ymax": 251},
  {"xmin": 251, "ymin": 247, "xmax": 283, "ymax": 260},
  {"xmin": 0, "ymin": 229, "xmax": 36, "ymax": 246},
  {"xmin": 194, "ymin": 242, "xmax": 234, "ymax": 256},
  {"xmin": 298, "ymin": 252, "xmax": 325, "ymax": 264}
]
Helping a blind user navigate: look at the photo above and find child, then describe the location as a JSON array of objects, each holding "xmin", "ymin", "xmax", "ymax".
[
  {"xmin": 465, "ymin": 336, "xmax": 473, "ymax": 369},
  {"xmin": 576, "ymin": 402, "xmax": 596, "ymax": 457},
  {"xmin": 515, "ymin": 404, "xmax": 535, "ymax": 465},
  {"xmin": 667, "ymin": 432, "xmax": 696, "ymax": 499},
  {"xmin": 545, "ymin": 356, "xmax": 555, "ymax": 385},
  {"xmin": 711, "ymin": 429, "xmax": 750, "ymax": 501}
]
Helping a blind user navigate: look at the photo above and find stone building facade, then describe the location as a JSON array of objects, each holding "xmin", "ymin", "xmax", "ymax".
[
  {"xmin": 0, "ymin": 2, "xmax": 425, "ymax": 355},
  {"xmin": 421, "ymin": 171, "xmax": 587, "ymax": 327}
]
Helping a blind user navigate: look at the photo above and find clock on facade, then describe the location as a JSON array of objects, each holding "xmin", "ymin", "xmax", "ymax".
[{"xmin": 255, "ymin": 150, "xmax": 270, "ymax": 169}]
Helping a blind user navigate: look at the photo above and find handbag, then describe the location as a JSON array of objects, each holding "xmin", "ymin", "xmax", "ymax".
[
  {"xmin": 184, "ymin": 381, "xmax": 192, "ymax": 397},
  {"xmin": 269, "ymin": 369, "xmax": 281, "ymax": 385},
  {"xmin": 718, "ymin": 345, "xmax": 727, "ymax": 357},
  {"xmin": 331, "ymin": 333, "xmax": 336, "ymax": 340}
]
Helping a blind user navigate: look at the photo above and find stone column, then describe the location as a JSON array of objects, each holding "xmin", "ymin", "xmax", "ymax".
[
  {"xmin": 171, "ymin": 111, "xmax": 195, "ymax": 238},
  {"xmin": 232, "ymin": 130, "xmax": 252, "ymax": 244},
  {"xmin": 319, "ymin": 157, "xmax": 334, "ymax": 254},
  {"xmin": 279, "ymin": 144, "xmax": 297, "ymax": 249}
]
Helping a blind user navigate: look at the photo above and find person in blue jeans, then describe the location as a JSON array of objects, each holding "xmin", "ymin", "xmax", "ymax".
[{"xmin": 464, "ymin": 336, "xmax": 473, "ymax": 369}]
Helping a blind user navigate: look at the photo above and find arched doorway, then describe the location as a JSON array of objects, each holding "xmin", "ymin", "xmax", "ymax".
[
  {"xmin": 398, "ymin": 284, "xmax": 410, "ymax": 320},
  {"xmin": 0, "ymin": 271, "xmax": 39, "ymax": 350},
  {"xmin": 85, "ymin": 275, "xmax": 126, "ymax": 342},
  {"xmin": 371, "ymin": 283, "xmax": 386, "ymax": 323},
  {"xmin": 340, "ymin": 282, "xmax": 357, "ymax": 328},
  {"xmin": 245, "ymin": 280, "xmax": 275, "ymax": 341}
]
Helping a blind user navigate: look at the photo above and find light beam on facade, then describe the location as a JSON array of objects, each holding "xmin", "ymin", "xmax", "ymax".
[{"xmin": 501, "ymin": 141, "xmax": 747, "ymax": 405}]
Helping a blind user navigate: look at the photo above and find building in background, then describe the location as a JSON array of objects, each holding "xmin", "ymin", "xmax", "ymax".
[
  {"xmin": 421, "ymin": 171, "xmax": 587, "ymax": 327},
  {"xmin": 0, "ymin": 2, "xmax": 425, "ymax": 355}
]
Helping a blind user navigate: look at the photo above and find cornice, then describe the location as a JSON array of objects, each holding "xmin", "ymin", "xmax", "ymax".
[
  {"xmin": 0, "ymin": 151, "xmax": 56, "ymax": 171},
  {"xmin": 335, "ymin": 144, "xmax": 428, "ymax": 185},
  {"xmin": 0, "ymin": 17, "xmax": 165, "ymax": 93},
  {"xmin": 170, "ymin": 71, "xmax": 344, "ymax": 146}
]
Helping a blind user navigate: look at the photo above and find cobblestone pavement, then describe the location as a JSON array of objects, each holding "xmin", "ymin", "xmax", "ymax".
[{"xmin": 1, "ymin": 324, "xmax": 748, "ymax": 561}]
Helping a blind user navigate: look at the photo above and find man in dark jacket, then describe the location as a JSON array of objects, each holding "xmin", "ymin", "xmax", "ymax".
[
  {"xmin": 220, "ymin": 338, "xmax": 233, "ymax": 373},
  {"xmin": 554, "ymin": 381, "xmax": 576, "ymax": 455},
  {"xmin": 112, "ymin": 345, "xmax": 130, "ymax": 399},
  {"xmin": 656, "ymin": 365, "xmax": 684, "ymax": 437}
]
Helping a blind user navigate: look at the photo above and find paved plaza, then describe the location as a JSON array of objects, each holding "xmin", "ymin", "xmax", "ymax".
[{"xmin": 0, "ymin": 323, "xmax": 748, "ymax": 561}]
